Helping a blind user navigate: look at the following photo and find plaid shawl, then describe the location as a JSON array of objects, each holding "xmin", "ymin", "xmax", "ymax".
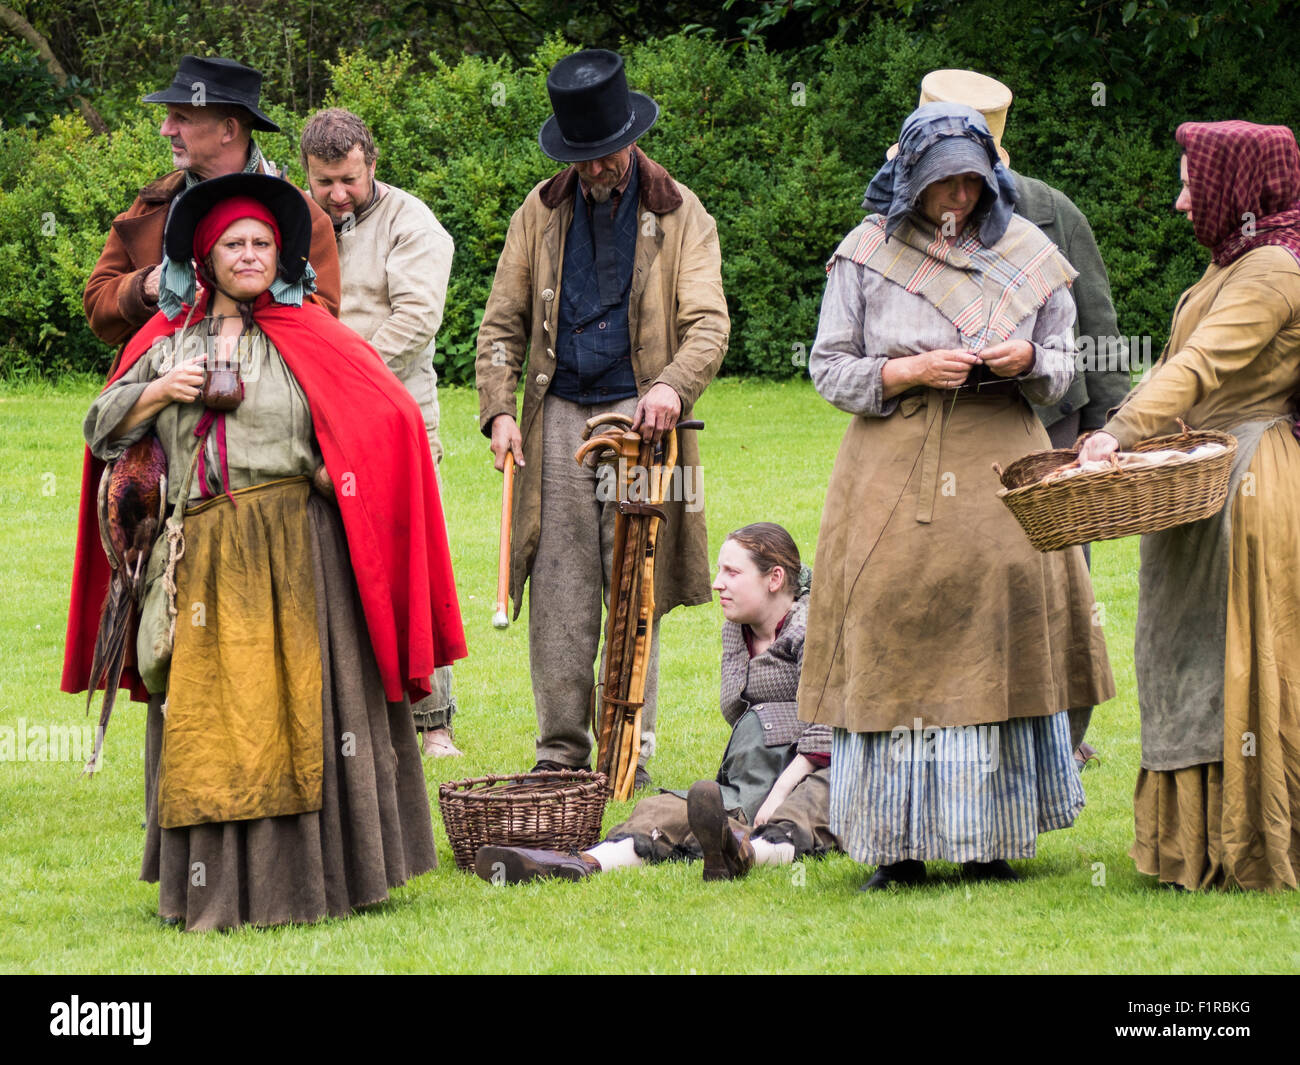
[
  {"xmin": 840, "ymin": 212, "xmax": 1077, "ymax": 349},
  {"xmin": 1177, "ymin": 120, "xmax": 1300, "ymax": 268}
]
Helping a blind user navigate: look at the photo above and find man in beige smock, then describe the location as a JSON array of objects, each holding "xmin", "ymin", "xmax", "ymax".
[{"xmin": 301, "ymin": 107, "xmax": 462, "ymax": 757}]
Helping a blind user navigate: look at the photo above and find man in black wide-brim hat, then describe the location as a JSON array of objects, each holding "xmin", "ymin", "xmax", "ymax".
[
  {"xmin": 83, "ymin": 55, "xmax": 340, "ymax": 362},
  {"xmin": 476, "ymin": 49, "xmax": 729, "ymax": 787}
]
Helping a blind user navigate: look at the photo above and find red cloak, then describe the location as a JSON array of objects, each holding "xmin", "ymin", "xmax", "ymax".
[{"xmin": 62, "ymin": 292, "xmax": 467, "ymax": 704}]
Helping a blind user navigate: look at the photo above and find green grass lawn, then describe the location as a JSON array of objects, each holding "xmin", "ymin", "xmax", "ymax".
[{"xmin": 1, "ymin": 377, "xmax": 1296, "ymax": 974}]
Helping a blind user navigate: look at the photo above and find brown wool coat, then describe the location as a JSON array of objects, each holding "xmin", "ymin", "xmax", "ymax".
[
  {"xmin": 475, "ymin": 147, "xmax": 729, "ymax": 618},
  {"xmin": 83, "ymin": 169, "xmax": 341, "ymax": 363}
]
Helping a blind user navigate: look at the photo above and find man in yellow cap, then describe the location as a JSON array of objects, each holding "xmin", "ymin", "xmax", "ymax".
[{"xmin": 901, "ymin": 70, "xmax": 1130, "ymax": 766}]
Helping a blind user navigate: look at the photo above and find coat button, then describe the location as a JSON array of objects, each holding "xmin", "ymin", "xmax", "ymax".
[
  {"xmin": 536, "ymin": 373, "xmax": 550, "ymax": 386},
  {"xmin": 598, "ymin": 321, "xmax": 607, "ymax": 330},
  {"xmin": 542, "ymin": 288, "xmax": 554, "ymax": 301},
  {"xmin": 763, "ymin": 722, "xmax": 772, "ymax": 730},
  {"xmin": 546, "ymin": 348, "xmax": 555, "ymax": 359},
  {"xmin": 574, "ymin": 326, "xmax": 583, "ymax": 334}
]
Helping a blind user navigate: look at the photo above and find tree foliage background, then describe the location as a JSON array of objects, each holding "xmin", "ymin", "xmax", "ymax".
[{"xmin": 1, "ymin": 0, "xmax": 1298, "ymax": 381}]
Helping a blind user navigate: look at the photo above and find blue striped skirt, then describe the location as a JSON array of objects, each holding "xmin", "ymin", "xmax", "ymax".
[{"xmin": 829, "ymin": 711, "xmax": 1084, "ymax": 865}]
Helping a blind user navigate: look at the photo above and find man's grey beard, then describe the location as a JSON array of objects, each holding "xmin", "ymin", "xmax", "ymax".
[{"xmin": 587, "ymin": 183, "xmax": 614, "ymax": 204}]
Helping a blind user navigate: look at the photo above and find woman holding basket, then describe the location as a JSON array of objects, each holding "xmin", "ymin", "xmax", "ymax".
[{"xmin": 1078, "ymin": 121, "xmax": 1300, "ymax": 892}]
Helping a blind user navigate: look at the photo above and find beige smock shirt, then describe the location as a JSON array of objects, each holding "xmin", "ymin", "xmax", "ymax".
[{"xmin": 336, "ymin": 183, "xmax": 454, "ymax": 461}]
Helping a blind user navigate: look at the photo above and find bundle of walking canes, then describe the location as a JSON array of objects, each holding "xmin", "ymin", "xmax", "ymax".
[{"xmin": 575, "ymin": 413, "xmax": 704, "ymax": 800}]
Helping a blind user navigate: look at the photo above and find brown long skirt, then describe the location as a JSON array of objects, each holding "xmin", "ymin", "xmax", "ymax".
[
  {"xmin": 1131, "ymin": 424, "xmax": 1300, "ymax": 892},
  {"xmin": 141, "ymin": 492, "xmax": 437, "ymax": 930}
]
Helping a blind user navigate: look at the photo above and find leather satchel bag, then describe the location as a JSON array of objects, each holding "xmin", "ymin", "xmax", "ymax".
[{"xmin": 136, "ymin": 434, "xmax": 203, "ymax": 694}]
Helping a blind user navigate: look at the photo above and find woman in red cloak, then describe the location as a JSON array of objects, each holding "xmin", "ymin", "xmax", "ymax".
[{"xmin": 64, "ymin": 173, "xmax": 466, "ymax": 930}]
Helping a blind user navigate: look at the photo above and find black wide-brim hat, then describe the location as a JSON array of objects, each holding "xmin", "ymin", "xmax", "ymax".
[
  {"xmin": 143, "ymin": 55, "xmax": 280, "ymax": 133},
  {"xmin": 538, "ymin": 49, "xmax": 659, "ymax": 162},
  {"xmin": 164, "ymin": 173, "xmax": 312, "ymax": 285}
]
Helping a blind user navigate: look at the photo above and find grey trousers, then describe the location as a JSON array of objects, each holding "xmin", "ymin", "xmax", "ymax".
[
  {"xmin": 413, "ymin": 408, "xmax": 456, "ymax": 733},
  {"xmin": 1047, "ymin": 411, "xmax": 1092, "ymax": 749},
  {"xmin": 531, "ymin": 393, "xmax": 660, "ymax": 768},
  {"xmin": 411, "ymin": 668, "xmax": 455, "ymax": 731}
]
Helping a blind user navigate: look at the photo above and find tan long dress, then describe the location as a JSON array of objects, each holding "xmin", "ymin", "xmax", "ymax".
[
  {"xmin": 798, "ymin": 217, "xmax": 1115, "ymax": 865},
  {"xmin": 1104, "ymin": 245, "xmax": 1300, "ymax": 892}
]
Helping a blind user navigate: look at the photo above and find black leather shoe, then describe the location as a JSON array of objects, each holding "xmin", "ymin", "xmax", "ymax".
[
  {"xmin": 687, "ymin": 780, "xmax": 755, "ymax": 881},
  {"xmin": 860, "ymin": 860, "xmax": 926, "ymax": 891},
  {"xmin": 475, "ymin": 845, "xmax": 599, "ymax": 884},
  {"xmin": 962, "ymin": 860, "xmax": 1020, "ymax": 882},
  {"xmin": 529, "ymin": 760, "xmax": 588, "ymax": 774},
  {"xmin": 634, "ymin": 766, "xmax": 652, "ymax": 790}
]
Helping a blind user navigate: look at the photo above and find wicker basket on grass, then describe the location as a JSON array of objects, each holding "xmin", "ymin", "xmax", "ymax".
[
  {"xmin": 438, "ymin": 770, "xmax": 609, "ymax": 872},
  {"xmin": 993, "ymin": 424, "xmax": 1237, "ymax": 552}
]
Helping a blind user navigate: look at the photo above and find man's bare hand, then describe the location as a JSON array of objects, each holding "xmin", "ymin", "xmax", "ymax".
[
  {"xmin": 631, "ymin": 382, "xmax": 681, "ymax": 443},
  {"xmin": 489, "ymin": 413, "xmax": 525, "ymax": 471},
  {"xmin": 312, "ymin": 463, "xmax": 335, "ymax": 499},
  {"xmin": 143, "ymin": 264, "xmax": 164, "ymax": 302}
]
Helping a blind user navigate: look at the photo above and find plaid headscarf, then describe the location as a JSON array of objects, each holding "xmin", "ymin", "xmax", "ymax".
[{"xmin": 1176, "ymin": 120, "xmax": 1300, "ymax": 268}]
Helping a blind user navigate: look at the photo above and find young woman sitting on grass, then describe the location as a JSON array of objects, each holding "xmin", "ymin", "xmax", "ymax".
[{"xmin": 476, "ymin": 522, "xmax": 838, "ymax": 883}]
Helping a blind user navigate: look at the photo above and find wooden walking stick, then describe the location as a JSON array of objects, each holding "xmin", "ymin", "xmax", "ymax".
[
  {"xmin": 493, "ymin": 452, "xmax": 515, "ymax": 630},
  {"xmin": 613, "ymin": 428, "xmax": 678, "ymax": 798},
  {"xmin": 576, "ymin": 417, "xmax": 644, "ymax": 781},
  {"xmin": 576, "ymin": 416, "xmax": 702, "ymax": 799}
]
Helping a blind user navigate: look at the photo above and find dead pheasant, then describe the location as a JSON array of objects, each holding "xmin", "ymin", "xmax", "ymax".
[{"xmin": 84, "ymin": 436, "xmax": 168, "ymax": 775}]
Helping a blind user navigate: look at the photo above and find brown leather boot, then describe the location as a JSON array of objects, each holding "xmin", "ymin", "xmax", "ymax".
[
  {"xmin": 475, "ymin": 845, "xmax": 600, "ymax": 884},
  {"xmin": 687, "ymin": 780, "xmax": 755, "ymax": 881}
]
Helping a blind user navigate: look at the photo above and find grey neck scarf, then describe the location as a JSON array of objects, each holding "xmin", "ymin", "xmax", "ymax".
[{"xmin": 864, "ymin": 102, "xmax": 1018, "ymax": 245}]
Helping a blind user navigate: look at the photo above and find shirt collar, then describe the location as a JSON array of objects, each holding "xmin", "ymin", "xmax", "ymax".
[{"xmin": 185, "ymin": 141, "xmax": 263, "ymax": 189}]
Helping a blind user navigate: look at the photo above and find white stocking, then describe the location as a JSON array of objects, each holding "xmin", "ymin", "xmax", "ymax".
[
  {"xmin": 750, "ymin": 837, "xmax": 796, "ymax": 866},
  {"xmin": 584, "ymin": 837, "xmax": 643, "ymax": 871}
]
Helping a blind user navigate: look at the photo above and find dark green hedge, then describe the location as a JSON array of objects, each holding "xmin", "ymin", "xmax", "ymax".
[{"xmin": 2, "ymin": 21, "xmax": 1296, "ymax": 383}]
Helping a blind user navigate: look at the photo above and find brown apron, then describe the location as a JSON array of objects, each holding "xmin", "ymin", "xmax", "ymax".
[
  {"xmin": 798, "ymin": 389, "xmax": 1114, "ymax": 734},
  {"xmin": 158, "ymin": 477, "xmax": 324, "ymax": 829}
]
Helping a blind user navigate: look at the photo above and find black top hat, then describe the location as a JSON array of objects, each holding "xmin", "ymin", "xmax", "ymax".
[
  {"xmin": 538, "ymin": 49, "xmax": 659, "ymax": 162},
  {"xmin": 164, "ymin": 173, "xmax": 312, "ymax": 285},
  {"xmin": 143, "ymin": 55, "xmax": 280, "ymax": 133}
]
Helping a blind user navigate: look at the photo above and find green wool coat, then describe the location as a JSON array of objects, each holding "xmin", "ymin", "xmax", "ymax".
[{"xmin": 1015, "ymin": 172, "xmax": 1132, "ymax": 431}]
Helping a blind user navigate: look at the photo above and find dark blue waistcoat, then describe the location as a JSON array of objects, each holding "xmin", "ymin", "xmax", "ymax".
[{"xmin": 551, "ymin": 162, "xmax": 640, "ymax": 405}]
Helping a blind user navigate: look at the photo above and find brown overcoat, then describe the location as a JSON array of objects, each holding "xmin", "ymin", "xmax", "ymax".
[
  {"xmin": 475, "ymin": 147, "xmax": 729, "ymax": 618},
  {"xmin": 83, "ymin": 168, "xmax": 341, "ymax": 361}
]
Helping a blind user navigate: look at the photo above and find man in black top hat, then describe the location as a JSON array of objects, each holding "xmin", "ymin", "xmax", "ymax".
[
  {"xmin": 84, "ymin": 55, "xmax": 340, "ymax": 359},
  {"xmin": 477, "ymin": 49, "xmax": 729, "ymax": 784}
]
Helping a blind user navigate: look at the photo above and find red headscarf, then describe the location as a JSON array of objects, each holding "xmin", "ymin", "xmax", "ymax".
[
  {"xmin": 1176, "ymin": 120, "xmax": 1300, "ymax": 267},
  {"xmin": 193, "ymin": 196, "xmax": 282, "ymax": 259},
  {"xmin": 63, "ymin": 292, "xmax": 467, "ymax": 705}
]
